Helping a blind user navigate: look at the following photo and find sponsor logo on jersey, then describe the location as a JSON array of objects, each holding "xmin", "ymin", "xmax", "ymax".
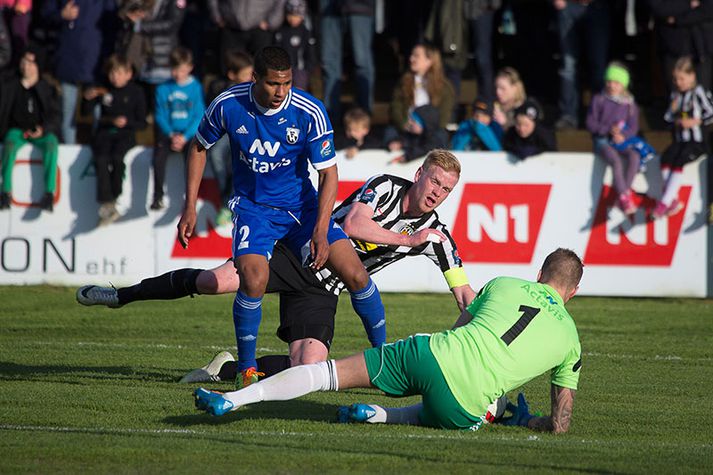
[
  {"xmin": 451, "ymin": 183, "xmax": 551, "ymax": 263},
  {"xmin": 359, "ymin": 188, "xmax": 376, "ymax": 204},
  {"xmin": 239, "ymin": 151, "xmax": 292, "ymax": 173},
  {"xmin": 249, "ymin": 139, "xmax": 280, "ymax": 157},
  {"xmin": 286, "ymin": 127, "xmax": 300, "ymax": 144},
  {"xmin": 584, "ymin": 185, "xmax": 690, "ymax": 266},
  {"xmin": 236, "ymin": 125, "xmax": 248, "ymax": 134},
  {"xmin": 320, "ymin": 139, "xmax": 333, "ymax": 157}
]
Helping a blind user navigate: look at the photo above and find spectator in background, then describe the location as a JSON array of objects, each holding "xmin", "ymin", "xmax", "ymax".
[
  {"xmin": 649, "ymin": 0, "xmax": 713, "ymax": 93},
  {"xmin": 586, "ymin": 61, "xmax": 652, "ymax": 216},
  {"xmin": 83, "ymin": 54, "xmax": 146, "ymax": 226},
  {"xmin": 208, "ymin": 0, "xmax": 284, "ymax": 71},
  {"xmin": 1, "ymin": 0, "xmax": 31, "ymax": 57},
  {"xmin": 125, "ymin": 0, "xmax": 186, "ymax": 91},
  {"xmin": 493, "ymin": 67, "xmax": 526, "ymax": 131},
  {"xmin": 654, "ymin": 57, "xmax": 713, "ymax": 219},
  {"xmin": 464, "ymin": 0, "xmax": 500, "ymax": 101},
  {"xmin": 151, "ymin": 47, "xmax": 204, "ymax": 210},
  {"xmin": 334, "ymin": 106, "xmax": 380, "ymax": 158},
  {"xmin": 503, "ymin": 98, "xmax": 557, "ymax": 160},
  {"xmin": 0, "ymin": 46, "xmax": 60, "ymax": 211},
  {"xmin": 553, "ymin": 0, "xmax": 610, "ymax": 130},
  {"xmin": 274, "ymin": 0, "xmax": 316, "ymax": 91},
  {"xmin": 386, "ymin": 42, "xmax": 454, "ymax": 164},
  {"xmin": 206, "ymin": 49, "xmax": 254, "ymax": 226},
  {"xmin": 451, "ymin": 96, "xmax": 503, "ymax": 151},
  {"xmin": 320, "ymin": 0, "xmax": 375, "ymax": 119},
  {"xmin": 0, "ymin": 12, "xmax": 11, "ymax": 72},
  {"xmin": 41, "ymin": 0, "xmax": 117, "ymax": 144}
]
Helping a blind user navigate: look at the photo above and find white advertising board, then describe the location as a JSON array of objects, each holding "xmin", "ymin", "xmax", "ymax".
[{"xmin": 0, "ymin": 145, "xmax": 709, "ymax": 297}]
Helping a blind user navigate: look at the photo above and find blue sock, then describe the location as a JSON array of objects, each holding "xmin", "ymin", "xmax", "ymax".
[
  {"xmin": 350, "ymin": 278, "xmax": 386, "ymax": 347},
  {"xmin": 233, "ymin": 290, "xmax": 262, "ymax": 371}
]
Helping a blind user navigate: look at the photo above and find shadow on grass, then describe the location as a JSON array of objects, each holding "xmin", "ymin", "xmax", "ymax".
[
  {"xmin": 164, "ymin": 398, "xmax": 344, "ymax": 427},
  {"xmin": 0, "ymin": 361, "xmax": 178, "ymax": 383}
]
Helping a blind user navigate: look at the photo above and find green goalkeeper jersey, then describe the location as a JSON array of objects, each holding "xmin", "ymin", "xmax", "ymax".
[{"xmin": 429, "ymin": 276, "xmax": 582, "ymax": 418}]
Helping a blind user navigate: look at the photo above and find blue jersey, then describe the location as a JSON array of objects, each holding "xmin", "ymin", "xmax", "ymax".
[{"xmin": 196, "ymin": 82, "xmax": 336, "ymax": 211}]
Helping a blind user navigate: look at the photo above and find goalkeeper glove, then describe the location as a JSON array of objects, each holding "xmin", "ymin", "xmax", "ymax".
[{"xmin": 501, "ymin": 392, "xmax": 535, "ymax": 427}]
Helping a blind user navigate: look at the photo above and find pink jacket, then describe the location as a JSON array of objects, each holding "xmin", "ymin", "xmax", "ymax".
[{"xmin": 0, "ymin": 0, "xmax": 32, "ymax": 12}]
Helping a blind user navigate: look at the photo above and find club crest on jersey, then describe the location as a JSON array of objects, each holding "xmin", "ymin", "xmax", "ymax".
[
  {"xmin": 286, "ymin": 127, "xmax": 300, "ymax": 144},
  {"xmin": 320, "ymin": 139, "xmax": 333, "ymax": 157},
  {"xmin": 399, "ymin": 223, "xmax": 416, "ymax": 236}
]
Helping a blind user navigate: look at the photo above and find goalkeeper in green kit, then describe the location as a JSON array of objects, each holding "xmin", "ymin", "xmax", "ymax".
[{"xmin": 193, "ymin": 248, "xmax": 583, "ymax": 433}]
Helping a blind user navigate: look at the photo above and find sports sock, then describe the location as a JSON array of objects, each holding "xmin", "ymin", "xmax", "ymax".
[
  {"xmin": 661, "ymin": 169, "xmax": 683, "ymax": 206},
  {"xmin": 217, "ymin": 355, "xmax": 292, "ymax": 381},
  {"xmin": 383, "ymin": 403, "xmax": 422, "ymax": 424},
  {"xmin": 117, "ymin": 268, "xmax": 203, "ymax": 304},
  {"xmin": 222, "ymin": 360, "xmax": 339, "ymax": 407},
  {"xmin": 234, "ymin": 290, "xmax": 263, "ymax": 371},
  {"xmin": 350, "ymin": 278, "xmax": 386, "ymax": 347}
]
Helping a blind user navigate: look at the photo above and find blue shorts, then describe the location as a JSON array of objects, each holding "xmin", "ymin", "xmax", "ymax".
[{"xmin": 230, "ymin": 196, "xmax": 348, "ymax": 263}]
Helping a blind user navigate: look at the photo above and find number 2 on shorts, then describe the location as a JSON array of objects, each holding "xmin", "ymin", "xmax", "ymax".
[{"xmin": 237, "ymin": 225, "xmax": 250, "ymax": 250}]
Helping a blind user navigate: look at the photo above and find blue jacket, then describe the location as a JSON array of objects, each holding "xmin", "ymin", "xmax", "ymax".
[
  {"xmin": 451, "ymin": 119, "xmax": 503, "ymax": 151},
  {"xmin": 42, "ymin": 0, "xmax": 117, "ymax": 84},
  {"xmin": 155, "ymin": 76, "xmax": 205, "ymax": 138}
]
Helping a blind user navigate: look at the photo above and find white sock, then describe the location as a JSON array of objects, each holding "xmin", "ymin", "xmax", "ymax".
[
  {"xmin": 223, "ymin": 360, "xmax": 339, "ymax": 407},
  {"xmin": 661, "ymin": 170, "xmax": 683, "ymax": 206}
]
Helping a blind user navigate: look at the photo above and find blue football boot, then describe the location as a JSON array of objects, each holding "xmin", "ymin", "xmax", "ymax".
[
  {"xmin": 336, "ymin": 403, "xmax": 377, "ymax": 423},
  {"xmin": 193, "ymin": 388, "xmax": 234, "ymax": 416}
]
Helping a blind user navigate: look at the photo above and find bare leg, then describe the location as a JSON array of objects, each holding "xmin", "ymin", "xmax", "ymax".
[{"xmin": 195, "ymin": 260, "xmax": 240, "ymax": 294}]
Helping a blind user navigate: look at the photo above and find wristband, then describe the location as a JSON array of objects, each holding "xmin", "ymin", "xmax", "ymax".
[{"xmin": 444, "ymin": 267, "xmax": 469, "ymax": 289}]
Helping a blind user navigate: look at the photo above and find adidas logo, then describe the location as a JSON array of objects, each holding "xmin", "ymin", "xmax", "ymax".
[{"xmin": 236, "ymin": 125, "xmax": 248, "ymax": 134}]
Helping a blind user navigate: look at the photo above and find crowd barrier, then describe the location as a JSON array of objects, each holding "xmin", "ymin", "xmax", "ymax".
[{"xmin": 0, "ymin": 145, "xmax": 710, "ymax": 297}]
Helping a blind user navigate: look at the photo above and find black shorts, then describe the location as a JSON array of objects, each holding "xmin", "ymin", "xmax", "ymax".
[
  {"xmin": 661, "ymin": 142, "xmax": 707, "ymax": 169},
  {"xmin": 266, "ymin": 242, "xmax": 338, "ymax": 349}
]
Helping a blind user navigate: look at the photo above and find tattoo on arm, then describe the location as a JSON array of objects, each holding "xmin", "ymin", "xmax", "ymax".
[{"xmin": 528, "ymin": 385, "xmax": 575, "ymax": 434}]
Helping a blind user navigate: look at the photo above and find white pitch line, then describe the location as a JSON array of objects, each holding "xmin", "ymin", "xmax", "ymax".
[
  {"xmin": 10, "ymin": 341, "xmax": 713, "ymax": 363},
  {"xmin": 0, "ymin": 424, "xmax": 711, "ymax": 451}
]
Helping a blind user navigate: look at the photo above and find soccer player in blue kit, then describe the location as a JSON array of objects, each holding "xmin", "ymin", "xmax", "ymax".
[{"xmin": 177, "ymin": 46, "xmax": 385, "ymax": 387}]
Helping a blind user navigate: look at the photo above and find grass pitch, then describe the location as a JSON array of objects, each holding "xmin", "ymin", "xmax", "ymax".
[{"xmin": 0, "ymin": 286, "xmax": 712, "ymax": 473}]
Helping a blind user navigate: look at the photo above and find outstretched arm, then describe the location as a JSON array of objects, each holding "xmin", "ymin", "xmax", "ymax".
[{"xmin": 528, "ymin": 384, "xmax": 575, "ymax": 434}]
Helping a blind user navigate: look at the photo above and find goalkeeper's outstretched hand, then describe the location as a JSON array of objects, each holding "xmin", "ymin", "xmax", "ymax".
[{"xmin": 501, "ymin": 393, "xmax": 534, "ymax": 427}]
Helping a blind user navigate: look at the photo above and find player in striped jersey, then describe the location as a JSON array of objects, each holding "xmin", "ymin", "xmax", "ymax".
[
  {"xmin": 176, "ymin": 46, "xmax": 385, "ymax": 387},
  {"xmin": 77, "ymin": 150, "xmax": 475, "ymax": 381}
]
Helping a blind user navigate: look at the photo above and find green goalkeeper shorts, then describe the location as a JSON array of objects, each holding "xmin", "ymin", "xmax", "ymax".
[{"xmin": 363, "ymin": 334, "xmax": 484, "ymax": 430}]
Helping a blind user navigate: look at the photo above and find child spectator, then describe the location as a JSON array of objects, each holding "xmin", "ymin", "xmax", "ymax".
[
  {"xmin": 0, "ymin": 46, "xmax": 60, "ymax": 212},
  {"xmin": 451, "ymin": 96, "xmax": 503, "ymax": 151},
  {"xmin": 83, "ymin": 54, "xmax": 147, "ymax": 226},
  {"xmin": 386, "ymin": 42, "xmax": 454, "ymax": 163},
  {"xmin": 334, "ymin": 107, "xmax": 380, "ymax": 159},
  {"xmin": 503, "ymin": 99, "xmax": 557, "ymax": 160},
  {"xmin": 493, "ymin": 67, "xmax": 526, "ymax": 130},
  {"xmin": 274, "ymin": 0, "xmax": 316, "ymax": 91},
  {"xmin": 206, "ymin": 49, "xmax": 253, "ymax": 225},
  {"xmin": 151, "ymin": 46, "xmax": 205, "ymax": 210},
  {"xmin": 586, "ymin": 61, "xmax": 652, "ymax": 215},
  {"xmin": 654, "ymin": 57, "xmax": 713, "ymax": 219}
]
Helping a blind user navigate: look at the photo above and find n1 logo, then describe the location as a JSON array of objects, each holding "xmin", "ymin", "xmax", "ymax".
[
  {"xmin": 584, "ymin": 185, "xmax": 691, "ymax": 266},
  {"xmin": 451, "ymin": 183, "xmax": 551, "ymax": 263}
]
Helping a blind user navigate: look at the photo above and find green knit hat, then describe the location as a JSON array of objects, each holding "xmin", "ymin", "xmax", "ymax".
[{"xmin": 605, "ymin": 64, "xmax": 630, "ymax": 89}]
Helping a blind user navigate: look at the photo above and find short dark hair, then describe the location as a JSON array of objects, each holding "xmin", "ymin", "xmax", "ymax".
[
  {"xmin": 105, "ymin": 54, "xmax": 133, "ymax": 75},
  {"xmin": 540, "ymin": 248, "xmax": 584, "ymax": 291},
  {"xmin": 224, "ymin": 49, "xmax": 253, "ymax": 75},
  {"xmin": 170, "ymin": 47, "xmax": 193, "ymax": 68},
  {"xmin": 254, "ymin": 46, "xmax": 291, "ymax": 77}
]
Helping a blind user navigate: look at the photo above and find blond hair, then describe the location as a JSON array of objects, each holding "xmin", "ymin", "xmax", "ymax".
[
  {"xmin": 674, "ymin": 56, "xmax": 696, "ymax": 76},
  {"xmin": 496, "ymin": 67, "xmax": 526, "ymax": 106},
  {"xmin": 422, "ymin": 149, "xmax": 461, "ymax": 175},
  {"xmin": 344, "ymin": 107, "xmax": 371, "ymax": 129}
]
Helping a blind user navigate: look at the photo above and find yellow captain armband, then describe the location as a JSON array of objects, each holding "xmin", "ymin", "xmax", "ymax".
[{"xmin": 444, "ymin": 267, "xmax": 469, "ymax": 289}]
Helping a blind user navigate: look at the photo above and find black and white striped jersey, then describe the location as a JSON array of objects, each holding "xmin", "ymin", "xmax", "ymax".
[
  {"xmin": 664, "ymin": 85, "xmax": 713, "ymax": 143},
  {"xmin": 314, "ymin": 174, "xmax": 464, "ymax": 294}
]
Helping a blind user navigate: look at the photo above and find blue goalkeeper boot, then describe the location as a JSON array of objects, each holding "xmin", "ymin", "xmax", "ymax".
[
  {"xmin": 336, "ymin": 403, "xmax": 376, "ymax": 423},
  {"xmin": 194, "ymin": 388, "xmax": 234, "ymax": 416}
]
